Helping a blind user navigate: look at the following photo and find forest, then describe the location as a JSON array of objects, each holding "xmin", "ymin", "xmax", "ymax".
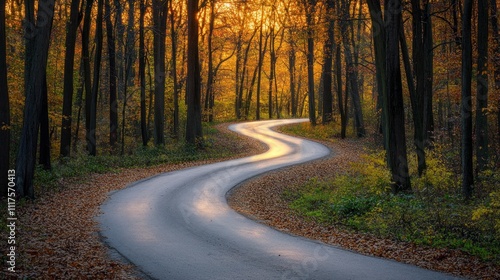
[{"xmin": 0, "ymin": 0, "xmax": 499, "ymax": 276}]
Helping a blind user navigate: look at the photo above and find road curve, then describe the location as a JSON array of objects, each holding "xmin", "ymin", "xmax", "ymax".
[{"xmin": 99, "ymin": 119, "xmax": 459, "ymax": 280}]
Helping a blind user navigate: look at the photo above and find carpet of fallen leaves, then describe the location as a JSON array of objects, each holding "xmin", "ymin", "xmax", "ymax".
[
  {"xmin": 228, "ymin": 133, "xmax": 500, "ymax": 280},
  {"xmin": 1, "ymin": 124, "xmax": 265, "ymax": 279}
]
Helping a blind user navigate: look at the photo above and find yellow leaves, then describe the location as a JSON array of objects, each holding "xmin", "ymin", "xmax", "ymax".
[{"xmin": 472, "ymin": 206, "xmax": 492, "ymax": 221}]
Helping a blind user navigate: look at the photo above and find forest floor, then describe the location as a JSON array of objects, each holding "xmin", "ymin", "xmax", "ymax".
[
  {"xmin": 1, "ymin": 124, "xmax": 265, "ymax": 279},
  {"xmin": 4, "ymin": 123, "xmax": 499, "ymax": 279},
  {"xmin": 228, "ymin": 126, "xmax": 500, "ymax": 280}
]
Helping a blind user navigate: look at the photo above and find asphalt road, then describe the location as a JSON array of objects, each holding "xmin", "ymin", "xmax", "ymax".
[{"xmin": 99, "ymin": 119, "xmax": 460, "ymax": 280}]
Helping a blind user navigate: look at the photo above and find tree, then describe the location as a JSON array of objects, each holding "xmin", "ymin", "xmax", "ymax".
[
  {"xmin": 153, "ymin": 0, "xmax": 167, "ymax": 145},
  {"xmin": 87, "ymin": 0, "xmax": 104, "ymax": 156},
  {"xmin": 60, "ymin": 0, "xmax": 82, "ymax": 157},
  {"xmin": 321, "ymin": 0, "xmax": 334, "ymax": 124},
  {"xmin": 366, "ymin": 0, "xmax": 387, "ymax": 147},
  {"xmin": 385, "ymin": 0, "xmax": 411, "ymax": 192},
  {"xmin": 186, "ymin": 0, "xmax": 203, "ymax": 146},
  {"xmin": 139, "ymin": 0, "xmax": 148, "ymax": 145},
  {"xmin": 105, "ymin": 0, "xmax": 118, "ymax": 148},
  {"xmin": 461, "ymin": 0, "xmax": 474, "ymax": 199},
  {"xmin": 39, "ymin": 75, "xmax": 51, "ymax": 170},
  {"xmin": 475, "ymin": 0, "xmax": 489, "ymax": 172},
  {"xmin": 304, "ymin": 0, "xmax": 317, "ymax": 125},
  {"xmin": 82, "ymin": 0, "xmax": 94, "ymax": 154},
  {"xmin": 15, "ymin": 0, "xmax": 55, "ymax": 198},
  {"xmin": 0, "ymin": 0, "xmax": 9, "ymax": 196}
]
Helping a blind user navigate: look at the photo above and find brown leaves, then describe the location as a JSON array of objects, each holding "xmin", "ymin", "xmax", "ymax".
[
  {"xmin": 228, "ymin": 137, "xmax": 500, "ymax": 280},
  {"xmin": 8, "ymin": 125, "xmax": 262, "ymax": 279}
]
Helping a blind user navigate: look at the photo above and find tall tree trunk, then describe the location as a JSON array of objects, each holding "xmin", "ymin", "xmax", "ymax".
[
  {"xmin": 39, "ymin": 75, "xmax": 51, "ymax": 170},
  {"xmin": 335, "ymin": 42, "xmax": 346, "ymax": 139},
  {"xmin": 23, "ymin": 0, "xmax": 35, "ymax": 96},
  {"xmin": 121, "ymin": 0, "xmax": 136, "ymax": 154},
  {"xmin": 268, "ymin": 27, "xmax": 276, "ymax": 119},
  {"xmin": 423, "ymin": 3, "xmax": 434, "ymax": 145},
  {"xmin": 0, "ymin": 0, "xmax": 10, "ymax": 195},
  {"xmin": 186, "ymin": 0, "xmax": 203, "ymax": 146},
  {"xmin": 255, "ymin": 6, "xmax": 266, "ymax": 120},
  {"xmin": 60, "ymin": 0, "xmax": 82, "ymax": 157},
  {"xmin": 461, "ymin": 0, "xmax": 474, "ymax": 199},
  {"xmin": 341, "ymin": 0, "xmax": 364, "ymax": 136},
  {"xmin": 366, "ymin": 0, "xmax": 387, "ymax": 145},
  {"xmin": 489, "ymin": 0, "xmax": 500, "ymax": 151},
  {"xmin": 88, "ymin": 0, "xmax": 104, "ymax": 156},
  {"xmin": 476, "ymin": 0, "xmax": 488, "ymax": 172},
  {"xmin": 82, "ymin": 0, "xmax": 94, "ymax": 153},
  {"xmin": 105, "ymin": 0, "xmax": 118, "ymax": 148},
  {"xmin": 410, "ymin": 0, "xmax": 427, "ymax": 175},
  {"xmin": 235, "ymin": 32, "xmax": 242, "ymax": 119},
  {"xmin": 289, "ymin": 33, "xmax": 297, "ymax": 117},
  {"xmin": 204, "ymin": 0, "xmax": 215, "ymax": 122},
  {"xmin": 321, "ymin": 0, "xmax": 334, "ymax": 124},
  {"xmin": 139, "ymin": 0, "xmax": 148, "ymax": 146},
  {"xmin": 385, "ymin": 0, "xmax": 411, "ymax": 193},
  {"xmin": 16, "ymin": 0, "xmax": 55, "ymax": 198},
  {"xmin": 153, "ymin": 0, "xmax": 167, "ymax": 145},
  {"xmin": 305, "ymin": 0, "xmax": 317, "ymax": 125},
  {"xmin": 169, "ymin": 0, "xmax": 179, "ymax": 137}
]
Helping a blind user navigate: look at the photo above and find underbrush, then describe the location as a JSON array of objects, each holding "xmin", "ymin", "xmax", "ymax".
[
  {"xmin": 33, "ymin": 123, "xmax": 241, "ymax": 195},
  {"xmin": 283, "ymin": 123, "xmax": 500, "ymax": 262}
]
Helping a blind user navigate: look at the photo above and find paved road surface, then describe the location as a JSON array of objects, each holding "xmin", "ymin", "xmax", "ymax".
[{"xmin": 99, "ymin": 119, "xmax": 460, "ymax": 280}]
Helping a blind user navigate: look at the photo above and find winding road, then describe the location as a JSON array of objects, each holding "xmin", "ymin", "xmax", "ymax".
[{"xmin": 99, "ymin": 119, "xmax": 459, "ymax": 280}]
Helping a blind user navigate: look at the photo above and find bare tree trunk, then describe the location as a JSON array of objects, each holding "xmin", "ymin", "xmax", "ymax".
[
  {"xmin": 461, "ymin": 0, "xmax": 474, "ymax": 199},
  {"xmin": 255, "ymin": 6, "xmax": 266, "ymax": 120},
  {"xmin": 288, "ymin": 32, "xmax": 297, "ymax": 117},
  {"xmin": 60, "ymin": 0, "xmax": 82, "ymax": 157},
  {"xmin": 340, "ymin": 0, "xmax": 364, "ymax": 136},
  {"xmin": 321, "ymin": 0, "xmax": 334, "ymax": 124},
  {"xmin": 16, "ymin": 0, "xmax": 55, "ymax": 198},
  {"xmin": 105, "ymin": 0, "xmax": 118, "ymax": 148},
  {"xmin": 305, "ymin": 0, "xmax": 317, "ymax": 125},
  {"xmin": 475, "ymin": 0, "xmax": 488, "ymax": 172},
  {"xmin": 139, "ymin": 0, "xmax": 148, "ymax": 145},
  {"xmin": 121, "ymin": 0, "xmax": 136, "ymax": 154},
  {"xmin": 82, "ymin": 0, "xmax": 94, "ymax": 153},
  {"xmin": 169, "ymin": 0, "xmax": 179, "ymax": 137},
  {"xmin": 385, "ymin": 0, "xmax": 411, "ymax": 192},
  {"xmin": 366, "ymin": 0, "xmax": 386, "ymax": 144},
  {"xmin": 39, "ymin": 75, "xmax": 51, "ymax": 170},
  {"xmin": 423, "ymin": 3, "xmax": 434, "ymax": 145},
  {"xmin": 204, "ymin": 0, "xmax": 215, "ymax": 122},
  {"xmin": 335, "ymin": 42, "xmax": 346, "ymax": 139},
  {"xmin": 0, "ymin": 0, "xmax": 10, "ymax": 195},
  {"xmin": 489, "ymin": 0, "xmax": 500, "ymax": 153},
  {"xmin": 186, "ymin": 0, "xmax": 203, "ymax": 146},
  {"xmin": 153, "ymin": 0, "xmax": 167, "ymax": 145},
  {"xmin": 88, "ymin": 0, "xmax": 104, "ymax": 156},
  {"xmin": 409, "ymin": 0, "xmax": 427, "ymax": 175}
]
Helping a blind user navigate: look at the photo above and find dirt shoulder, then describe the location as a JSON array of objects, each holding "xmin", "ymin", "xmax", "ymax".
[{"xmin": 227, "ymin": 129, "xmax": 500, "ymax": 280}]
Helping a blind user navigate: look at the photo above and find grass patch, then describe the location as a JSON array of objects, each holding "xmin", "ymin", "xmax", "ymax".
[{"xmin": 283, "ymin": 122, "xmax": 500, "ymax": 262}]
